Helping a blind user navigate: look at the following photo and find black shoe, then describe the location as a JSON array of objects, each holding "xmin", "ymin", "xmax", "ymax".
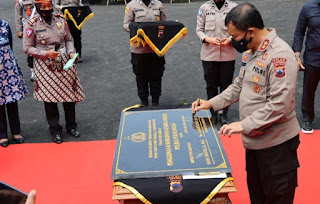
[
  {"xmin": 0, "ymin": 139, "xmax": 9, "ymax": 147},
  {"xmin": 152, "ymin": 97, "xmax": 159, "ymax": 106},
  {"xmin": 220, "ymin": 114, "xmax": 228, "ymax": 125},
  {"xmin": 140, "ymin": 98, "xmax": 148, "ymax": 106},
  {"xmin": 68, "ymin": 129, "xmax": 80, "ymax": 138},
  {"xmin": 52, "ymin": 134, "xmax": 63, "ymax": 144},
  {"xmin": 13, "ymin": 135, "xmax": 24, "ymax": 144},
  {"xmin": 301, "ymin": 121, "xmax": 313, "ymax": 134}
]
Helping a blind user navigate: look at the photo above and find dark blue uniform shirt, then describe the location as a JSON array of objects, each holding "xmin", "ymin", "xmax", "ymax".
[{"xmin": 292, "ymin": 0, "xmax": 320, "ymax": 67}]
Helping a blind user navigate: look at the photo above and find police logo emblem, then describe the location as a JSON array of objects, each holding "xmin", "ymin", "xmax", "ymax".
[
  {"xmin": 168, "ymin": 176, "xmax": 183, "ymax": 193},
  {"xmin": 198, "ymin": 8, "xmax": 203, "ymax": 16},
  {"xmin": 272, "ymin": 58, "xmax": 287, "ymax": 78}
]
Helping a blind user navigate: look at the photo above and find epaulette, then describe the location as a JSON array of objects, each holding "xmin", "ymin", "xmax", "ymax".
[{"xmin": 28, "ymin": 16, "xmax": 38, "ymax": 26}]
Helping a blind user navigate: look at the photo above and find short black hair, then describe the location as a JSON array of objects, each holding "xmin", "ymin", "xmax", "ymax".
[{"xmin": 225, "ymin": 3, "xmax": 264, "ymax": 32}]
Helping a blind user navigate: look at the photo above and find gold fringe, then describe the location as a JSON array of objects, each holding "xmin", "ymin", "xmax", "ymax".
[
  {"xmin": 122, "ymin": 104, "xmax": 143, "ymax": 112},
  {"xmin": 113, "ymin": 182, "xmax": 152, "ymax": 204},
  {"xmin": 130, "ymin": 27, "xmax": 188, "ymax": 56},
  {"xmin": 63, "ymin": 9, "xmax": 94, "ymax": 30},
  {"xmin": 200, "ymin": 177, "xmax": 235, "ymax": 204}
]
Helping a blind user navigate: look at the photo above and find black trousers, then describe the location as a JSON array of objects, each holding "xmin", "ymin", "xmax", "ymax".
[
  {"xmin": 27, "ymin": 55, "xmax": 33, "ymax": 68},
  {"xmin": 246, "ymin": 135, "xmax": 300, "ymax": 204},
  {"xmin": 131, "ymin": 53, "xmax": 165, "ymax": 99},
  {"xmin": 301, "ymin": 64, "xmax": 320, "ymax": 122},
  {"xmin": 0, "ymin": 102, "xmax": 21, "ymax": 139},
  {"xmin": 67, "ymin": 20, "xmax": 82, "ymax": 57},
  {"xmin": 44, "ymin": 102, "xmax": 77, "ymax": 135},
  {"xmin": 202, "ymin": 60, "xmax": 235, "ymax": 115}
]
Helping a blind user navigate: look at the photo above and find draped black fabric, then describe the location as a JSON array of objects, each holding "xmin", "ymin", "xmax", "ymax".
[
  {"xmin": 61, "ymin": 6, "xmax": 94, "ymax": 30},
  {"xmin": 129, "ymin": 21, "xmax": 188, "ymax": 57},
  {"xmin": 115, "ymin": 174, "xmax": 233, "ymax": 204}
]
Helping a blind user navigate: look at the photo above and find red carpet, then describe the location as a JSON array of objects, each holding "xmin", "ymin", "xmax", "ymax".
[{"xmin": 0, "ymin": 131, "xmax": 319, "ymax": 203}]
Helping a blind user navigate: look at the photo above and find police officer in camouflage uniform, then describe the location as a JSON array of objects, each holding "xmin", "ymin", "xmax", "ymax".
[
  {"xmin": 196, "ymin": 0, "xmax": 237, "ymax": 125},
  {"xmin": 123, "ymin": 0, "xmax": 166, "ymax": 106},
  {"xmin": 193, "ymin": 3, "xmax": 300, "ymax": 204},
  {"xmin": 55, "ymin": 0, "xmax": 84, "ymax": 62},
  {"xmin": 15, "ymin": 0, "xmax": 35, "ymax": 81}
]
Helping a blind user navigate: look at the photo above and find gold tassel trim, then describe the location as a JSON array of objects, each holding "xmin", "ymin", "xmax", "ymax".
[
  {"xmin": 113, "ymin": 182, "xmax": 152, "ymax": 204},
  {"xmin": 63, "ymin": 9, "xmax": 94, "ymax": 30}
]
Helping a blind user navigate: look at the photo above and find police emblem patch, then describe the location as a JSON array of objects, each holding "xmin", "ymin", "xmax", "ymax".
[
  {"xmin": 158, "ymin": 25, "xmax": 165, "ymax": 38},
  {"xmin": 26, "ymin": 28, "xmax": 33, "ymax": 38},
  {"xmin": 259, "ymin": 39, "xmax": 270, "ymax": 51},
  {"xmin": 168, "ymin": 176, "xmax": 183, "ymax": 193},
  {"xmin": 272, "ymin": 58, "xmax": 287, "ymax": 78},
  {"xmin": 198, "ymin": 8, "xmax": 203, "ymax": 16},
  {"xmin": 253, "ymin": 85, "xmax": 260, "ymax": 93}
]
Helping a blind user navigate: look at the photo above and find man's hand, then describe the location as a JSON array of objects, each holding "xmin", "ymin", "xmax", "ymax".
[
  {"xmin": 46, "ymin": 49, "xmax": 60, "ymax": 60},
  {"xmin": 218, "ymin": 121, "xmax": 244, "ymax": 136},
  {"xmin": 17, "ymin": 31, "xmax": 23, "ymax": 38},
  {"xmin": 220, "ymin": 38, "xmax": 231, "ymax": 46},
  {"xmin": 25, "ymin": 190, "xmax": 36, "ymax": 204},
  {"xmin": 296, "ymin": 57, "xmax": 305, "ymax": 70},
  {"xmin": 204, "ymin": 37, "xmax": 221, "ymax": 46},
  {"xmin": 191, "ymin": 99, "xmax": 212, "ymax": 113}
]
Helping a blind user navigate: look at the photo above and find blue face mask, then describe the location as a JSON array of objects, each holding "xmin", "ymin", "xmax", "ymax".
[{"xmin": 231, "ymin": 30, "xmax": 252, "ymax": 53}]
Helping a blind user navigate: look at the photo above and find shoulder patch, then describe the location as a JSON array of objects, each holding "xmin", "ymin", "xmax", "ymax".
[
  {"xmin": 272, "ymin": 58, "xmax": 287, "ymax": 78},
  {"xmin": 26, "ymin": 28, "xmax": 33, "ymax": 38},
  {"xmin": 28, "ymin": 17, "xmax": 38, "ymax": 26},
  {"xmin": 198, "ymin": 8, "xmax": 203, "ymax": 16}
]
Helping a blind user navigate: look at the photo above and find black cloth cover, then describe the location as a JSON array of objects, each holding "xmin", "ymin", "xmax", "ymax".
[
  {"xmin": 129, "ymin": 21, "xmax": 188, "ymax": 57},
  {"xmin": 61, "ymin": 6, "xmax": 94, "ymax": 30}
]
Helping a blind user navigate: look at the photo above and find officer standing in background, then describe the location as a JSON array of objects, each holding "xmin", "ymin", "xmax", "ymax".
[
  {"xmin": 196, "ymin": 0, "xmax": 237, "ymax": 125},
  {"xmin": 23, "ymin": 0, "xmax": 85, "ymax": 144},
  {"xmin": 292, "ymin": 0, "xmax": 320, "ymax": 134},
  {"xmin": 123, "ymin": 0, "xmax": 166, "ymax": 106},
  {"xmin": 15, "ymin": 0, "xmax": 35, "ymax": 81},
  {"xmin": 55, "ymin": 0, "xmax": 84, "ymax": 62},
  {"xmin": 193, "ymin": 3, "xmax": 300, "ymax": 204}
]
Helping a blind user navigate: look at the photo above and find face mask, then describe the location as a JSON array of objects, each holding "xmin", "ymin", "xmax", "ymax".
[
  {"xmin": 35, "ymin": 3, "xmax": 53, "ymax": 22},
  {"xmin": 231, "ymin": 31, "xmax": 252, "ymax": 53}
]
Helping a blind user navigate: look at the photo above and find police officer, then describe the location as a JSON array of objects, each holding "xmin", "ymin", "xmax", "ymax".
[
  {"xmin": 15, "ymin": 0, "xmax": 35, "ymax": 81},
  {"xmin": 193, "ymin": 3, "xmax": 300, "ymax": 204},
  {"xmin": 196, "ymin": 0, "xmax": 237, "ymax": 125},
  {"xmin": 55, "ymin": 0, "xmax": 83, "ymax": 62},
  {"xmin": 23, "ymin": 0, "xmax": 85, "ymax": 144},
  {"xmin": 123, "ymin": 0, "xmax": 166, "ymax": 106}
]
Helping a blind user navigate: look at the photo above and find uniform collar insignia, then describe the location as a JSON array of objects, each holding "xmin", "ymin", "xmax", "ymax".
[{"xmin": 259, "ymin": 39, "xmax": 270, "ymax": 51}]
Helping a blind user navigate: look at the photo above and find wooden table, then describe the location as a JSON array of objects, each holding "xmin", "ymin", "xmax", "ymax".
[{"xmin": 112, "ymin": 180, "xmax": 237, "ymax": 204}]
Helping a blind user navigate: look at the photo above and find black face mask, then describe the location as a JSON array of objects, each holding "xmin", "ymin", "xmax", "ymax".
[
  {"xmin": 231, "ymin": 31, "xmax": 252, "ymax": 53},
  {"xmin": 35, "ymin": 3, "xmax": 53, "ymax": 22}
]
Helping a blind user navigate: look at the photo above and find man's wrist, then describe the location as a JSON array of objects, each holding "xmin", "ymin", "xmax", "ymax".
[{"xmin": 295, "ymin": 54, "xmax": 300, "ymax": 59}]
